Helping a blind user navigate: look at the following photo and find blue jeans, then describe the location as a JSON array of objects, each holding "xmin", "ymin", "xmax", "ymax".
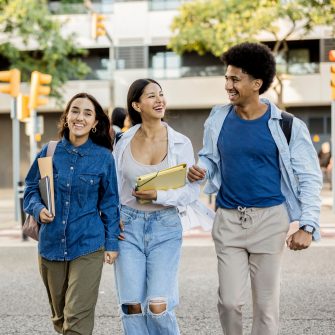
[{"xmin": 114, "ymin": 205, "xmax": 183, "ymax": 335}]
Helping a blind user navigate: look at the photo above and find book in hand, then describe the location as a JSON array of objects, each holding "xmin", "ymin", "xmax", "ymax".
[
  {"xmin": 135, "ymin": 163, "xmax": 187, "ymax": 204},
  {"xmin": 39, "ymin": 176, "xmax": 52, "ymax": 214}
]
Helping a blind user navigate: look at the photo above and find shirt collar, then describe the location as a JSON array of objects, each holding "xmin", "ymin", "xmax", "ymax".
[
  {"xmin": 260, "ymin": 97, "xmax": 282, "ymax": 120},
  {"xmin": 61, "ymin": 136, "xmax": 94, "ymax": 156}
]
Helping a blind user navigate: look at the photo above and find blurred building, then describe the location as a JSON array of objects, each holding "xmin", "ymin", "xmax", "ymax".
[{"xmin": 0, "ymin": 0, "xmax": 334, "ymax": 187}]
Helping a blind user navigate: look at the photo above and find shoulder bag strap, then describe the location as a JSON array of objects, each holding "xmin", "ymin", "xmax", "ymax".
[{"xmin": 46, "ymin": 140, "xmax": 58, "ymax": 157}]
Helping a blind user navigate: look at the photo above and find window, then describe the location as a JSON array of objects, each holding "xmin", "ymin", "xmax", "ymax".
[
  {"xmin": 309, "ymin": 117, "xmax": 324, "ymax": 134},
  {"xmin": 150, "ymin": 51, "xmax": 181, "ymax": 78},
  {"xmin": 149, "ymin": 0, "xmax": 182, "ymax": 11}
]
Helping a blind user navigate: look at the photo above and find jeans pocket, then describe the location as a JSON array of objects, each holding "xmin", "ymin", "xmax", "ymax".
[
  {"xmin": 120, "ymin": 211, "xmax": 133, "ymax": 225},
  {"xmin": 159, "ymin": 213, "xmax": 180, "ymax": 228}
]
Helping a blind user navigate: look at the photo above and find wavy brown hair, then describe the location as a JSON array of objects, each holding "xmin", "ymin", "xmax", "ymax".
[{"xmin": 58, "ymin": 93, "xmax": 112, "ymax": 151}]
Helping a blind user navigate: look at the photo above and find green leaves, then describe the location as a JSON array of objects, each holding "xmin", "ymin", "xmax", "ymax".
[
  {"xmin": 0, "ymin": 0, "xmax": 90, "ymax": 102},
  {"xmin": 169, "ymin": 0, "xmax": 335, "ymax": 57}
]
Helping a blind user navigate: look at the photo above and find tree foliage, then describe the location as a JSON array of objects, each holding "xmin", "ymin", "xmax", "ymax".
[
  {"xmin": 0, "ymin": 0, "xmax": 90, "ymax": 100},
  {"xmin": 169, "ymin": 0, "xmax": 335, "ymax": 107}
]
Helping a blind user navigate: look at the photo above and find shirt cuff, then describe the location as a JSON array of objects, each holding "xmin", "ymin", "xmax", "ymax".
[
  {"xmin": 153, "ymin": 190, "xmax": 168, "ymax": 205},
  {"xmin": 33, "ymin": 203, "xmax": 45, "ymax": 223},
  {"xmin": 105, "ymin": 239, "xmax": 119, "ymax": 252}
]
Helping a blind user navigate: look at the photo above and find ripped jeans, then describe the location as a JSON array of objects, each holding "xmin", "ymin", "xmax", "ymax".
[{"xmin": 114, "ymin": 205, "xmax": 182, "ymax": 335}]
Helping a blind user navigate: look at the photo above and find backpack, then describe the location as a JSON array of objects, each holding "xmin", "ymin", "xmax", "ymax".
[{"xmin": 279, "ymin": 111, "xmax": 294, "ymax": 145}]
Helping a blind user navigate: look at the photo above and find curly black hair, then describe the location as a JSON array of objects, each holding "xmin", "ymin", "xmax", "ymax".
[
  {"xmin": 58, "ymin": 93, "xmax": 112, "ymax": 151},
  {"xmin": 221, "ymin": 42, "xmax": 276, "ymax": 95}
]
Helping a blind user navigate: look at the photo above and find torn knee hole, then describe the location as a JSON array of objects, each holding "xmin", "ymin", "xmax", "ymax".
[
  {"xmin": 149, "ymin": 299, "xmax": 167, "ymax": 314},
  {"xmin": 122, "ymin": 303, "xmax": 142, "ymax": 315}
]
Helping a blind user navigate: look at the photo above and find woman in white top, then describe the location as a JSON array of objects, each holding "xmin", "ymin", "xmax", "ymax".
[{"xmin": 113, "ymin": 78, "xmax": 199, "ymax": 335}]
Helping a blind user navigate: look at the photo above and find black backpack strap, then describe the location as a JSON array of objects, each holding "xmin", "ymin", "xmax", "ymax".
[
  {"xmin": 115, "ymin": 132, "xmax": 123, "ymax": 145},
  {"xmin": 279, "ymin": 111, "xmax": 294, "ymax": 145}
]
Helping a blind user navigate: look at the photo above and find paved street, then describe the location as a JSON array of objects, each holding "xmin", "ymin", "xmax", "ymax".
[
  {"xmin": 0, "ymin": 187, "xmax": 335, "ymax": 334},
  {"xmin": 0, "ymin": 245, "xmax": 335, "ymax": 335}
]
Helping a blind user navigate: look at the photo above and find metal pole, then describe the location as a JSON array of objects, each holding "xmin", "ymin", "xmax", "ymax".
[
  {"xmin": 109, "ymin": 44, "xmax": 115, "ymax": 108},
  {"xmin": 11, "ymin": 97, "xmax": 20, "ymax": 221},
  {"xmin": 29, "ymin": 109, "xmax": 37, "ymax": 165},
  {"xmin": 332, "ymin": 100, "xmax": 335, "ymax": 213}
]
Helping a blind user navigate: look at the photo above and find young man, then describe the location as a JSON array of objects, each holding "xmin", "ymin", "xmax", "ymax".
[{"xmin": 188, "ymin": 42, "xmax": 322, "ymax": 335}]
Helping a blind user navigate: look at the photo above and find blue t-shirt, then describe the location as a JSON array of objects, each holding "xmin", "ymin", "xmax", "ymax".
[{"xmin": 216, "ymin": 106, "xmax": 285, "ymax": 209}]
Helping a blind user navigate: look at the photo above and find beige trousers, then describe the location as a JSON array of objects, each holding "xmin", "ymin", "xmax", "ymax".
[
  {"xmin": 38, "ymin": 248, "xmax": 104, "ymax": 335},
  {"xmin": 212, "ymin": 204, "xmax": 290, "ymax": 335}
]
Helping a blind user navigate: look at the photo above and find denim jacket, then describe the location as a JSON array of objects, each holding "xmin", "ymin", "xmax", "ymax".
[
  {"xmin": 198, "ymin": 98, "xmax": 323, "ymax": 240},
  {"xmin": 24, "ymin": 137, "xmax": 120, "ymax": 261},
  {"xmin": 113, "ymin": 123, "xmax": 200, "ymax": 209}
]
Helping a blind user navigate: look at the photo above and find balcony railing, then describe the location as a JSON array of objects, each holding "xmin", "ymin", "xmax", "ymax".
[
  {"xmin": 276, "ymin": 62, "xmax": 320, "ymax": 75},
  {"xmin": 81, "ymin": 62, "xmax": 320, "ymax": 81},
  {"xmin": 150, "ymin": 65, "xmax": 225, "ymax": 79}
]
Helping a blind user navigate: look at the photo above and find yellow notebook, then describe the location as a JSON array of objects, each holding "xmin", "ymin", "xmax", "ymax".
[{"xmin": 136, "ymin": 163, "xmax": 187, "ymax": 191}]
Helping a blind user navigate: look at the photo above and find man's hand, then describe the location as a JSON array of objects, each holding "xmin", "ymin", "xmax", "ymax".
[
  {"xmin": 187, "ymin": 165, "xmax": 206, "ymax": 183},
  {"xmin": 39, "ymin": 208, "xmax": 54, "ymax": 224},
  {"xmin": 286, "ymin": 230, "xmax": 312, "ymax": 250},
  {"xmin": 104, "ymin": 251, "xmax": 118, "ymax": 264},
  {"xmin": 132, "ymin": 189, "xmax": 157, "ymax": 201}
]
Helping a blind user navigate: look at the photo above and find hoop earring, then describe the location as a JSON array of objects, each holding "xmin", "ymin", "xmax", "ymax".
[
  {"xmin": 91, "ymin": 127, "xmax": 97, "ymax": 133},
  {"xmin": 64, "ymin": 122, "xmax": 68, "ymax": 128}
]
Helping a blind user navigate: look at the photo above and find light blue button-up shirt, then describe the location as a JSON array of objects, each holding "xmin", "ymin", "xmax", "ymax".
[
  {"xmin": 198, "ymin": 98, "xmax": 323, "ymax": 240},
  {"xmin": 24, "ymin": 137, "xmax": 120, "ymax": 260}
]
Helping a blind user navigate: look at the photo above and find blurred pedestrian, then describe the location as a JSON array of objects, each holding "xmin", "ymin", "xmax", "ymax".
[
  {"xmin": 24, "ymin": 93, "xmax": 120, "ymax": 335},
  {"xmin": 113, "ymin": 78, "xmax": 200, "ymax": 335},
  {"xmin": 318, "ymin": 141, "xmax": 332, "ymax": 187},
  {"xmin": 188, "ymin": 43, "xmax": 322, "ymax": 335},
  {"xmin": 121, "ymin": 113, "xmax": 132, "ymax": 132},
  {"xmin": 111, "ymin": 107, "xmax": 127, "ymax": 134}
]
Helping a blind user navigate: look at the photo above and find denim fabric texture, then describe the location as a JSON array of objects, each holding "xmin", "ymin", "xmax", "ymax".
[
  {"xmin": 114, "ymin": 205, "xmax": 182, "ymax": 335},
  {"xmin": 24, "ymin": 137, "xmax": 120, "ymax": 261},
  {"xmin": 198, "ymin": 98, "xmax": 323, "ymax": 240}
]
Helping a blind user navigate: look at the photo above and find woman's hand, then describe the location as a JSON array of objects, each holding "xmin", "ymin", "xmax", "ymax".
[
  {"xmin": 132, "ymin": 189, "xmax": 157, "ymax": 201},
  {"xmin": 39, "ymin": 208, "xmax": 54, "ymax": 223},
  {"xmin": 118, "ymin": 220, "xmax": 125, "ymax": 241},
  {"xmin": 104, "ymin": 251, "xmax": 118, "ymax": 265}
]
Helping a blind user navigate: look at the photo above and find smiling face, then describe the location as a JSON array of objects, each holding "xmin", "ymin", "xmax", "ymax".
[
  {"xmin": 225, "ymin": 65, "xmax": 262, "ymax": 106},
  {"xmin": 66, "ymin": 97, "xmax": 98, "ymax": 145},
  {"xmin": 132, "ymin": 82, "xmax": 166, "ymax": 122}
]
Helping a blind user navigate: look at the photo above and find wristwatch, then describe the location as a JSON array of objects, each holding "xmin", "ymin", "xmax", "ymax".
[{"xmin": 300, "ymin": 225, "xmax": 314, "ymax": 234}]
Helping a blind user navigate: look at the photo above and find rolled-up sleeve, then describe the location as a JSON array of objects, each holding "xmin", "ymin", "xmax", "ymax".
[
  {"xmin": 24, "ymin": 147, "xmax": 47, "ymax": 222},
  {"xmin": 154, "ymin": 139, "xmax": 200, "ymax": 207}
]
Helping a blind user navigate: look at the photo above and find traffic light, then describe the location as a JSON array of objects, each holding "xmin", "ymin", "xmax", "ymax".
[
  {"xmin": 0, "ymin": 69, "xmax": 20, "ymax": 97},
  {"xmin": 17, "ymin": 94, "xmax": 30, "ymax": 121},
  {"xmin": 29, "ymin": 71, "xmax": 52, "ymax": 110},
  {"xmin": 330, "ymin": 50, "xmax": 335, "ymax": 100},
  {"xmin": 92, "ymin": 13, "xmax": 106, "ymax": 39}
]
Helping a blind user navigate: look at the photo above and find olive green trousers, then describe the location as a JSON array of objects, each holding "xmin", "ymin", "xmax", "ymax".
[{"xmin": 38, "ymin": 248, "xmax": 104, "ymax": 335}]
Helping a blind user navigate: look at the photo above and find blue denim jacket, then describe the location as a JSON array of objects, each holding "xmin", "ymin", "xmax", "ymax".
[
  {"xmin": 24, "ymin": 137, "xmax": 120, "ymax": 261},
  {"xmin": 198, "ymin": 98, "xmax": 322, "ymax": 240}
]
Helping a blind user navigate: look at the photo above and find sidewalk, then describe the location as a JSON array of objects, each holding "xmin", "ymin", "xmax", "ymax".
[{"xmin": 1, "ymin": 187, "xmax": 335, "ymax": 246}]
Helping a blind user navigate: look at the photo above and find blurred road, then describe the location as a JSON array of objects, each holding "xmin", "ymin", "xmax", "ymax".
[{"xmin": 0, "ymin": 187, "xmax": 335, "ymax": 334}]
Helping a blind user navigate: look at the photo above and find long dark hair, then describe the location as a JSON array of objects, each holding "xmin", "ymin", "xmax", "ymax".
[
  {"xmin": 58, "ymin": 93, "xmax": 113, "ymax": 151},
  {"xmin": 127, "ymin": 78, "xmax": 162, "ymax": 125}
]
